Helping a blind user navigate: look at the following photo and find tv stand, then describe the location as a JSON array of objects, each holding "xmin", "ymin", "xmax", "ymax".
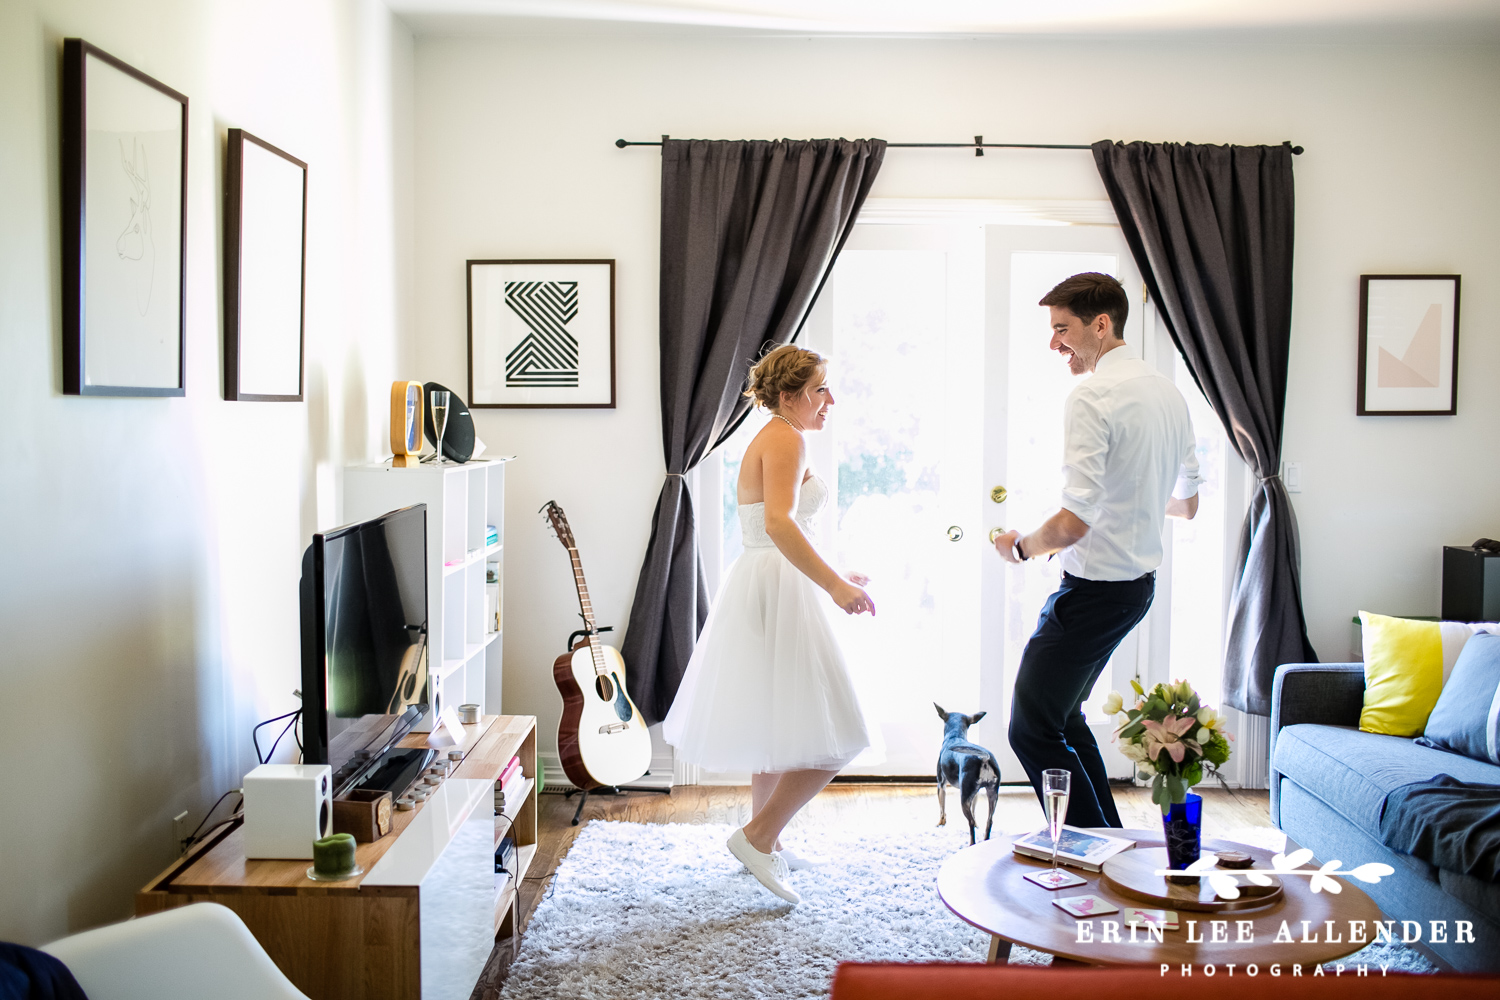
[{"xmin": 138, "ymin": 714, "xmax": 537, "ymax": 1000}]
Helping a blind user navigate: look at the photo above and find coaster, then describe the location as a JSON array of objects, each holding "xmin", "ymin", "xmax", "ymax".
[
  {"xmin": 1053, "ymin": 894, "xmax": 1119, "ymax": 918},
  {"xmin": 1123, "ymin": 907, "xmax": 1180, "ymax": 930},
  {"xmin": 1024, "ymin": 868, "xmax": 1087, "ymax": 890}
]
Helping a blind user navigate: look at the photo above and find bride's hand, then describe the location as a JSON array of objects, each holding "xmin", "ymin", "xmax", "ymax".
[
  {"xmin": 845, "ymin": 571, "xmax": 870, "ymax": 587},
  {"xmin": 831, "ymin": 581, "xmax": 876, "ymax": 616}
]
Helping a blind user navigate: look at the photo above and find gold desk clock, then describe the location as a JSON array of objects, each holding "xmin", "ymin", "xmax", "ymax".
[{"xmin": 390, "ymin": 381, "xmax": 424, "ymax": 467}]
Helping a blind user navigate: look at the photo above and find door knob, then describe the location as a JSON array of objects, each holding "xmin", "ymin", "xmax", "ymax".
[
  {"xmin": 989, "ymin": 527, "xmax": 1005, "ymax": 544},
  {"xmin": 990, "ymin": 485, "xmax": 1009, "ymax": 504},
  {"xmin": 947, "ymin": 525, "xmax": 964, "ymax": 542}
]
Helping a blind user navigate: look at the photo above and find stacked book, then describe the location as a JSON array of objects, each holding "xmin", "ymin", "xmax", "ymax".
[
  {"xmin": 493, "ymin": 755, "xmax": 524, "ymax": 815},
  {"xmin": 485, "ymin": 524, "xmax": 499, "ymax": 548}
]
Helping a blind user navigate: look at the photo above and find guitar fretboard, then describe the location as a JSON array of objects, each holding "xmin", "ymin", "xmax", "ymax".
[{"xmin": 568, "ymin": 547, "xmax": 609, "ymax": 677}]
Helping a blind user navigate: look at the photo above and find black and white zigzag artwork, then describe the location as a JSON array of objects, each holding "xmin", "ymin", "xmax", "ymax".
[{"xmin": 504, "ymin": 280, "xmax": 579, "ymax": 387}]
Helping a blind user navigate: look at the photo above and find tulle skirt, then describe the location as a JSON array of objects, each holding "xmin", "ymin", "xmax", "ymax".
[{"xmin": 662, "ymin": 545, "xmax": 871, "ymax": 773}]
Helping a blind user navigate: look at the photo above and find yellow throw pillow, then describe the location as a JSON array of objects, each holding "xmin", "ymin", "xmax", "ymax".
[{"xmin": 1358, "ymin": 612, "xmax": 1444, "ymax": 736}]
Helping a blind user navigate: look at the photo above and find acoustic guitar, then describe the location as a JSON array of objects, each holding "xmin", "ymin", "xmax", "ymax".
[{"xmin": 542, "ymin": 501, "xmax": 652, "ymax": 789}]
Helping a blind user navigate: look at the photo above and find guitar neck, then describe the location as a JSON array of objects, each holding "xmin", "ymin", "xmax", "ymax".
[{"xmin": 568, "ymin": 547, "xmax": 609, "ymax": 676}]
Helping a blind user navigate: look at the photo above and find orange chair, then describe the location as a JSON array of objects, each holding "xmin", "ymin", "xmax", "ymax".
[{"xmin": 830, "ymin": 963, "xmax": 1499, "ymax": 1000}]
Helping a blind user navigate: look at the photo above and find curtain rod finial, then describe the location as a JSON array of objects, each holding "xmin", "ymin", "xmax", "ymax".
[
  {"xmin": 1284, "ymin": 141, "xmax": 1304, "ymax": 155},
  {"xmin": 615, "ymin": 138, "xmax": 628, "ymax": 148}
]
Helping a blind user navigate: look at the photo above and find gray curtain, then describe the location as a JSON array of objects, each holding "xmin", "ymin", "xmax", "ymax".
[
  {"xmin": 1092, "ymin": 140, "xmax": 1317, "ymax": 717},
  {"xmin": 622, "ymin": 138, "xmax": 886, "ymax": 725}
]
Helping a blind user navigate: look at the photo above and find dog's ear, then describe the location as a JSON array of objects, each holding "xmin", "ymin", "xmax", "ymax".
[
  {"xmin": 967, "ymin": 711, "xmax": 987, "ymax": 726},
  {"xmin": 934, "ymin": 702, "xmax": 948, "ymax": 721}
]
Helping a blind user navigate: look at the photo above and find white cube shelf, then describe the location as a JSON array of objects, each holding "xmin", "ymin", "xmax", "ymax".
[{"xmin": 345, "ymin": 458, "xmax": 513, "ymax": 730}]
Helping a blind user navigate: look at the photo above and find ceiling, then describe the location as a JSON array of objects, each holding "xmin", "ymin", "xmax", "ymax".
[{"xmin": 389, "ymin": 0, "xmax": 1500, "ymax": 37}]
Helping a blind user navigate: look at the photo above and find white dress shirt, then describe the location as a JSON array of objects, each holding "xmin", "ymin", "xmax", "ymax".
[{"xmin": 1056, "ymin": 347, "xmax": 1201, "ymax": 582}]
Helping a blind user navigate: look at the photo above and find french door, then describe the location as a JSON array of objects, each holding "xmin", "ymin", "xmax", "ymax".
[
  {"xmin": 691, "ymin": 214, "xmax": 1186, "ymax": 783},
  {"xmin": 804, "ymin": 221, "xmax": 1151, "ymax": 779}
]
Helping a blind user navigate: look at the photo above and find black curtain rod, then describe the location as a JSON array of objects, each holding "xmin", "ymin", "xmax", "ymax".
[{"xmin": 615, "ymin": 137, "xmax": 1305, "ymax": 156}]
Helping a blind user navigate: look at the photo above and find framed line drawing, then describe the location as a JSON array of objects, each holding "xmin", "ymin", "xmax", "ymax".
[
  {"xmin": 224, "ymin": 128, "xmax": 307, "ymax": 401},
  {"xmin": 1357, "ymin": 274, "xmax": 1461, "ymax": 416},
  {"xmin": 467, "ymin": 259, "xmax": 616, "ymax": 408},
  {"xmin": 62, "ymin": 38, "xmax": 188, "ymax": 396}
]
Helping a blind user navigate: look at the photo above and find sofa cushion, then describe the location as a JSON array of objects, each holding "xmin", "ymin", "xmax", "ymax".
[
  {"xmin": 1420, "ymin": 632, "xmax": 1500, "ymax": 764},
  {"xmin": 1273, "ymin": 723, "xmax": 1500, "ymax": 837},
  {"xmin": 1440, "ymin": 866, "xmax": 1500, "ymax": 924}
]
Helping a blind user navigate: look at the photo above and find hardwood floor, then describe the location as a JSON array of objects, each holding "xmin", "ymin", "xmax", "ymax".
[{"xmin": 467, "ymin": 782, "xmax": 1272, "ymax": 999}]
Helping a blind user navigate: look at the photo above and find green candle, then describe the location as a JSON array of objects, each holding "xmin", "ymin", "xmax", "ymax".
[{"xmin": 313, "ymin": 833, "xmax": 357, "ymax": 877}]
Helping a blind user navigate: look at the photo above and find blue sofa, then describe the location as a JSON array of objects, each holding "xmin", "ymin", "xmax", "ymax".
[{"xmin": 1270, "ymin": 662, "xmax": 1500, "ymax": 972}]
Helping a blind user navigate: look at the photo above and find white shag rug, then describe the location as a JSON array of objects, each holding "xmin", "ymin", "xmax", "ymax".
[{"xmin": 500, "ymin": 821, "xmax": 1431, "ymax": 999}]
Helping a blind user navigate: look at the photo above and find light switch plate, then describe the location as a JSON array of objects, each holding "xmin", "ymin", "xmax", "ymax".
[{"xmin": 1285, "ymin": 462, "xmax": 1301, "ymax": 492}]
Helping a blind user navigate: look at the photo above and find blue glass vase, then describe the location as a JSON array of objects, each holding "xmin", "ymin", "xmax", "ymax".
[{"xmin": 1162, "ymin": 792, "xmax": 1203, "ymax": 883}]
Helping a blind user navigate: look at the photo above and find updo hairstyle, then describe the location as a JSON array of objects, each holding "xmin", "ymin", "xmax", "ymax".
[{"xmin": 743, "ymin": 344, "xmax": 828, "ymax": 411}]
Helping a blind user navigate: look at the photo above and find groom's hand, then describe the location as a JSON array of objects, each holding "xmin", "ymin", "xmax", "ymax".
[{"xmin": 994, "ymin": 529, "xmax": 1023, "ymax": 564}]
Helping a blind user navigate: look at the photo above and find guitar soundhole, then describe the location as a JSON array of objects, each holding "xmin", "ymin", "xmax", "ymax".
[{"xmin": 594, "ymin": 674, "xmax": 615, "ymax": 702}]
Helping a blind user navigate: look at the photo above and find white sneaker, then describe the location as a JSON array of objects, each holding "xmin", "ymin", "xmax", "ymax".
[
  {"xmin": 777, "ymin": 847, "xmax": 823, "ymax": 871},
  {"xmin": 727, "ymin": 828, "xmax": 800, "ymax": 903}
]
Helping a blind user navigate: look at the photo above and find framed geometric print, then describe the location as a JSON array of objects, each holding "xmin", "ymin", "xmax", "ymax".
[
  {"xmin": 1357, "ymin": 274, "xmax": 1461, "ymax": 416},
  {"xmin": 467, "ymin": 259, "xmax": 615, "ymax": 409},
  {"xmin": 61, "ymin": 39, "xmax": 189, "ymax": 396}
]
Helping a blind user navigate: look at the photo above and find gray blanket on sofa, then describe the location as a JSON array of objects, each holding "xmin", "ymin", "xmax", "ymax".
[{"xmin": 1380, "ymin": 775, "xmax": 1500, "ymax": 882}]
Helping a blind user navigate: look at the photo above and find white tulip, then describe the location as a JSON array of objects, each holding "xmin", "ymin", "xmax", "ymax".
[
  {"xmin": 1196, "ymin": 727, "xmax": 1212, "ymax": 744},
  {"xmin": 1102, "ymin": 691, "xmax": 1125, "ymax": 716},
  {"xmin": 1197, "ymin": 706, "xmax": 1215, "ymax": 725}
]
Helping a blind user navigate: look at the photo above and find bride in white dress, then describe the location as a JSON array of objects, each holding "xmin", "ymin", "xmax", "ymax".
[{"xmin": 662, "ymin": 344, "xmax": 874, "ymax": 904}]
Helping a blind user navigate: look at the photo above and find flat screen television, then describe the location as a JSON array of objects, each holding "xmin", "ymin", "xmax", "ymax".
[{"xmin": 300, "ymin": 504, "xmax": 429, "ymax": 796}]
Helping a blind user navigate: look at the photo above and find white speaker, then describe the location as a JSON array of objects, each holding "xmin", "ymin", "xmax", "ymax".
[{"xmin": 242, "ymin": 763, "xmax": 333, "ymax": 859}]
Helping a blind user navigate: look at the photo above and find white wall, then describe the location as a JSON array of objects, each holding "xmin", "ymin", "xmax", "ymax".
[
  {"xmin": 0, "ymin": 0, "xmax": 413, "ymax": 943},
  {"xmin": 411, "ymin": 29, "xmax": 1500, "ymax": 763}
]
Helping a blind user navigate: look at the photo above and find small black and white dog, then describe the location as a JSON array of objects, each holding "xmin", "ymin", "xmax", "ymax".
[{"xmin": 935, "ymin": 703, "xmax": 1001, "ymax": 845}]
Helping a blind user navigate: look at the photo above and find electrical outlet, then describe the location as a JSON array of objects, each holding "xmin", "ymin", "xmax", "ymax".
[{"xmin": 172, "ymin": 810, "xmax": 189, "ymax": 855}]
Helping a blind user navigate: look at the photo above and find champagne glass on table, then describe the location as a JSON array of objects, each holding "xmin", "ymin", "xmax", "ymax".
[
  {"xmin": 1042, "ymin": 768, "xmax": 1071, "ymax": 875},
  {"xmin": 425, "ymin": 391, "xmax": 451, "ymax": 465}
]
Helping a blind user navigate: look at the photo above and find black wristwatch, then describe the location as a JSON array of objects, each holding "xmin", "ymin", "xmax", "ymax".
[{"xmin": 1012, "ymin": 536, "xmax": 1028, "ymax": 562}]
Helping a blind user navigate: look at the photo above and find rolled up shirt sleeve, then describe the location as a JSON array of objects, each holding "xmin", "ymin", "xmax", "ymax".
[
  {"xmin": 1058, "ymin": 389, "xmax": 1108, "ymax": 527},
  {"xmin": 1172, "ymin": 423, "xmax": 1202, "ymax": 500}
]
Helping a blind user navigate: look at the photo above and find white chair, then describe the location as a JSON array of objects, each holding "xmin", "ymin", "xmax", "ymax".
[{"xmin": 41, "ymin": 902, "xmax": 309, "ymax": 1000}]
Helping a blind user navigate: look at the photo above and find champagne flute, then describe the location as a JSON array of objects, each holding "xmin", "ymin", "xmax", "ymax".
[
  {"xmin": 426, "ymin": 391, "xmax": 451, "ymax": 465},
  {"xmin": 1042, "ymin": 768, "xmax": 1071, "ymax": 875}
]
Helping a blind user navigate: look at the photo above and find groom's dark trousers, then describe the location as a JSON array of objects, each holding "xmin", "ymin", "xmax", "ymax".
[{"xmin": 1009, "ymin": 570, "xmax": 1155, "ymax": 828}]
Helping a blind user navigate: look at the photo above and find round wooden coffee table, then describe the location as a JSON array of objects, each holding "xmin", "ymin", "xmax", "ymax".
[{"xmin": 937, "ymin": 829, "xmax": 1386, "ymax": 968}]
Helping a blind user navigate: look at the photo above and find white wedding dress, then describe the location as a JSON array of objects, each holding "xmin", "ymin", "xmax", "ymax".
[{"xmin": 663, "ymin": 474, "xmax": 871, "ymax": 773}]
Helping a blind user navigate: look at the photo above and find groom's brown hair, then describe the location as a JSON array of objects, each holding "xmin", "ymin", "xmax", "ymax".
[{"xmin": 1039, "ymin": 272, "xmax": 1129, "ymax": 340}]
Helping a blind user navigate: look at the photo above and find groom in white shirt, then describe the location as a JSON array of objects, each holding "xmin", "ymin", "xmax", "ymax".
[{"xmin": 995, "ymin": 272, "xmax": 1201, "ymax": 828}]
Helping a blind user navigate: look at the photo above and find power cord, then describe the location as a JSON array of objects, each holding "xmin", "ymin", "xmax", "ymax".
[
  {"xmin": 253, "ymin": 709, "xmax": 302, "ymax": 764},
  {"xmin": 180, "ymin": 788, "xmax": 244, "ymax": 854}
]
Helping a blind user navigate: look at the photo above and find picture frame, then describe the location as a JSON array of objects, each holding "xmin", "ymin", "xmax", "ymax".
[
  {"xmin": 467, "ymin": 259, "xmax": 616, "ymax": 409},
  {"xmin": 61, "ymin": 38, "xmax": 188, "ymax": 396},
  {"xmin": 224, "ymin": 128, "xmax": 308, "ymax": 401},
  {"xmin": 1357, "ymin": 274, "xmax": 1461, "ymax": 416}
]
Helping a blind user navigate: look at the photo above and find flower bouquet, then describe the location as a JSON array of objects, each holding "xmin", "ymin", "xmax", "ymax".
[{"xmin": 1103, "ymin": 679, "xmax": 1234, "ymax": 877}]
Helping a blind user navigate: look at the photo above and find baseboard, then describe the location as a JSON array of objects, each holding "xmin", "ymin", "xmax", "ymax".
[{"xmin": 538, "ymin": 750, "xmax": 675, "ymax": 792}]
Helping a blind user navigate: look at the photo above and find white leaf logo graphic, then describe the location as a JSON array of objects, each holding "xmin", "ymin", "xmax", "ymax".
[
  {"xmin": 1208, "ymin": 873, "xmax": 1241, "ymax": 899},
  {"xmin": 1273, "ymin": 848, "xmax": 1314, "ymax": 872},
  {"xmin": 1349, "ymin": 862, "xmax": 1395, "ymax": 884},
  {"xmin": 1310, "ymin": 861, "xmax": 1344, "ymax": 894},
  {"xmin": 1185, "ymin": 856, "xmax": 1218, "ymax": 874},
  {"xmin": 1246, "ymin": 872, "xmax": 1275, "ymax": 887}
]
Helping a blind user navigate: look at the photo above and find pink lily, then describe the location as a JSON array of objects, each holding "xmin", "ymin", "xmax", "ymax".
[{"xmin": 1140, "ymin": 714, "xmax": 1197, "ymax": 764}]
